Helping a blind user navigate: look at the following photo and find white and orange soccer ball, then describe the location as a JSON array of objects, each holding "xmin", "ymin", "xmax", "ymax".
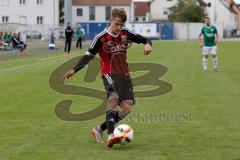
[{"xmin": 114, "ymin": 124, "xmax": 134, "ymax": 145}]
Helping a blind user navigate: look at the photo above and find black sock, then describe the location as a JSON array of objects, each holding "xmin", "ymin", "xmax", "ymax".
[
  {"xmin": 115, "ymin": 111, "xmax": 126, "ymax": 122},
  {"xmin": 100, "ymin": 122, "xmax": 107, "ymax": 131},
  {"xmin": 106, "ymin": 110, "xmax": 116, "ymax": 135},
  {"xmin": 100, "ymin": 111, "xmax": 127, "ymax": 132}
]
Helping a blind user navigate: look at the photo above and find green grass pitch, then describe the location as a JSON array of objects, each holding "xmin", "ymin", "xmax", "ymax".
[{"xmin": 0, "ymin": 40, "xmax": 240, "ymax": 160}]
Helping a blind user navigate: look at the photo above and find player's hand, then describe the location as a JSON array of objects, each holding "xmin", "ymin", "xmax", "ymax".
[
  {"xmin": 144, "ymin": 44, "xmax": 152, "ymax": 55},
  {"xmin": 62, "ymin": 69, "xmax": 75, "ymax": 80},
  {"xmin": 199, "ymin": 43, "xmax": 203, "ymax": 48}
]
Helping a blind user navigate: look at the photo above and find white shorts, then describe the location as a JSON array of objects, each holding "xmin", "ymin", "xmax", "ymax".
[{"xmin": 202, "ymin": 46, "xmax": 217, "ymax": 55}]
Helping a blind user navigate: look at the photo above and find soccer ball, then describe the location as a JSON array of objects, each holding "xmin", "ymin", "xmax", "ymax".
[{"xmin": 114, "ymin": 124, "xmax": 134, "ymax": 145}]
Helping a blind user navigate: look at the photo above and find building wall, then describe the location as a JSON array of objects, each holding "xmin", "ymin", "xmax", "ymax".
[
  {"xmin": 0, "ymin": 0, "xmax": 59, "ymax": 26},
  {"xmin": 150, "ymin": 0, "xmax": 236, "ymax": 29},
  {"xmin": 174, "ymin": 22, "xmax": 224, "ymax": 40},
  {"xmin": 205, "ymin": 0, "xmax": 236, "ymax": 29},
  {"xmin": 133, "ymin": 1, "xmax": 150, "ymax": 22},
  {"xmin": 150, "ymin": 0, "xmax": 177, "ymax": 21},
  {"xmin": 135, "ymin": 16, "xmax": 147, "ymax": 22},
  {"xmin": 72, "ymin": 5, "xmax": 131, "ymax": 24}
]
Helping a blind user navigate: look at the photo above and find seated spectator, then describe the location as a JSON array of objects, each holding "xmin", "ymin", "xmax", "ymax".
[
  {"xmin": 0, "ymin": 32, "xmax": 3, "ymax": 40},
  {"xmin": 12, "ymin": 32, "xmax": 27, "ymax": 55},
  {"xmin": 0, "ymin": 32, "xmax": 10, "ymax": 50},
  {"xmin": 6, "ymin": 32, "xmax": 12, "ymax": 43},
  {"xmin": 231, "ymin": 28, "xmax": 237, "ymax": 37},
  {"xmin": 3, "ymin": 32, "xmax": 8, "ymax": 42},
  {"xmin": 50, "ymin": 31, "xmax": 55, "ymax": 44},
  {"xmin": 48, "ymin": 31, "xmax": 57, "ymax": 50},
  {"xmin": 0, "ymin": 32, "xmax": 3, "ymax": 49}
]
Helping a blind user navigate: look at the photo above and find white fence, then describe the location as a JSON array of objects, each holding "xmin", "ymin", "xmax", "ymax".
[{"xmin": 174, "ymin": 22, "xmax": 236, "ymax": 40}]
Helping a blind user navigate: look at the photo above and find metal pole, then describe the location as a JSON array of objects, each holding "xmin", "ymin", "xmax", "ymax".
[
  {"xmin": 64, "ymin": 0, "xmax": 72, "ymax": 25},
  {"xmin": 53, "ymin": 0, "xmax": 55, "ymax": 26}
]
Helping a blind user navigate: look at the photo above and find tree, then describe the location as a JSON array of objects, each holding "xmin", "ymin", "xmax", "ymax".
[{"xmin": 168, "ymin": 0, "xmax": 207, "ymax": 22}]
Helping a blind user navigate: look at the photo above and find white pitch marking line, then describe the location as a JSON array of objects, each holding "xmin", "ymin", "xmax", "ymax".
[
  {"xmin": 0, "ymin": 59, "xmax": 64, "ymax": 72},
  {"xmin": 0, "ymin": 53, "xmax": 82, "ymax": 72},
  {"xmin": 40, "ymin": 52, "xmax": 79, "ymax": 61}
]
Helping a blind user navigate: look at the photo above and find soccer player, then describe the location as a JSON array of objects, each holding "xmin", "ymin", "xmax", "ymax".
[
  {"xmin": 62, "ymin": 8, "xmax": 152, "ymax": 148},
  {"xmin": 64, "ymin": 22, "xmax": 74, "ymax": 55},
  {"xmin": 199, "ymin": 17, "xmax": 219, "ymax": 72}
]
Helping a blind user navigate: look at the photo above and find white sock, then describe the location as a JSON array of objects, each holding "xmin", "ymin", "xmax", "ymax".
[
  {"xmin": 96, "ymin": 126, "xmax": 103, "ymax": 133},
  {"xmin": 202, "ymin": 58, "xmax": 208, "ymax": 70},
  {"xmin": 213, "ymin": 57, "xmax": 218, "ymax": 69}
]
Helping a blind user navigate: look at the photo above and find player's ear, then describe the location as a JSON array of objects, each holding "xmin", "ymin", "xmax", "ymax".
[{"xmin": 108, "ymin": 18, "xmax": 112, "ymax": 26}]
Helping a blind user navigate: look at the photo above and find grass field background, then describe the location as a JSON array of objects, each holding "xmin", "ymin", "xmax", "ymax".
[{"xmin": 0, "ymin": 40, "xmax": 240, "ymax": 160}]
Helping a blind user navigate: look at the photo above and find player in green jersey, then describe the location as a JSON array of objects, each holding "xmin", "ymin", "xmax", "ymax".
[{"xmin": 198, "ymin": 17, "xmax": 219, "ymax": 72}]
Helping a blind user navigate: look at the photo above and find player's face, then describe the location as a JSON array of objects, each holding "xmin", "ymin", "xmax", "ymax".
[
  {"xmin": 205, "ymin": 18, "xmax": 211, "ymax": 26},
  {"xmin": 109, "ymin": 17, "xmax": 124, "ymax": 35}
]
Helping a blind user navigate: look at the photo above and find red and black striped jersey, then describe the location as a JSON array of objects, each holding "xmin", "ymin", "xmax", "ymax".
[{"xmin": 85, "ymin": 27, "xmax": 151, "ymax": 76}]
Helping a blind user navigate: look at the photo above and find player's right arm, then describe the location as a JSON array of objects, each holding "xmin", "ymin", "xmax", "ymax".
[
  {"xmin": 198, "ymin": 28, "xmax": 203, "ymax": 48},
  {"xmin": 62, "ymin": 36, "xmax": 102, "ymax": 80},
  {"xmin": 214, "ymin": 26, "xmax": 219, "ymax": 44}
]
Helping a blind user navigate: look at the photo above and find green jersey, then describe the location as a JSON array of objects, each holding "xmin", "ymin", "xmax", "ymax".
[
  {"xmin": 200, "ymin": 25, "xmax": 218, "ymax": 47},
  {"xmin": 76, "ymin": 27, "xmax": 85, "ymax": 38}
]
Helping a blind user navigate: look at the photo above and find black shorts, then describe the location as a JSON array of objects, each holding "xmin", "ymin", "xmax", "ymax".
[{"xmin": 103, "ymin": 74, "xmax": 135, "ymax": 105}]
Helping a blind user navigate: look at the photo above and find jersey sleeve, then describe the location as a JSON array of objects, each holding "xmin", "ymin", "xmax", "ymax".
[
  {"xmin": 124, "ymin": 28, "xmax": 152, "ymax": 45},
  {"xmin": 199, "ymin": 27, "xmax": 204, "ymax": 35},
  {"xmin": 81, "ymin": 28, "xmax": 85, "ymax": 36},
  {"xmin": 87, "ymin": 35, "xmax": 102, "ymax": 58}
]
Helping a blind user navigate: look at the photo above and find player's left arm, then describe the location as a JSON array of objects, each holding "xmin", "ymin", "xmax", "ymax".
[
  {"xmin": 215, "ymin": 26, "xmax": 219, "ymax": 44},
  {"xmin": 126, "ymin": 29, "xmax": 152, "ymax": 55},
  {"xmin": 215, "ymin": 33, "xmax": 219, "ymax": 44},
  {"xmin": 81, "ymin": 28, "xmax": 85, "ymax": 37}
]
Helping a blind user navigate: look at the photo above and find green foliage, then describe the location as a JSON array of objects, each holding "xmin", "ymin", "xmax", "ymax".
[{"xmin": 169, "ymin": 0, "xmax": 207, "ymax": 22}]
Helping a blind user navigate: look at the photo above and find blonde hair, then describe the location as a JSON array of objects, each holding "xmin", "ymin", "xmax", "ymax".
[{"xmin": 111, "ymin": 8, "xmax": 127, "ymax": 23}]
